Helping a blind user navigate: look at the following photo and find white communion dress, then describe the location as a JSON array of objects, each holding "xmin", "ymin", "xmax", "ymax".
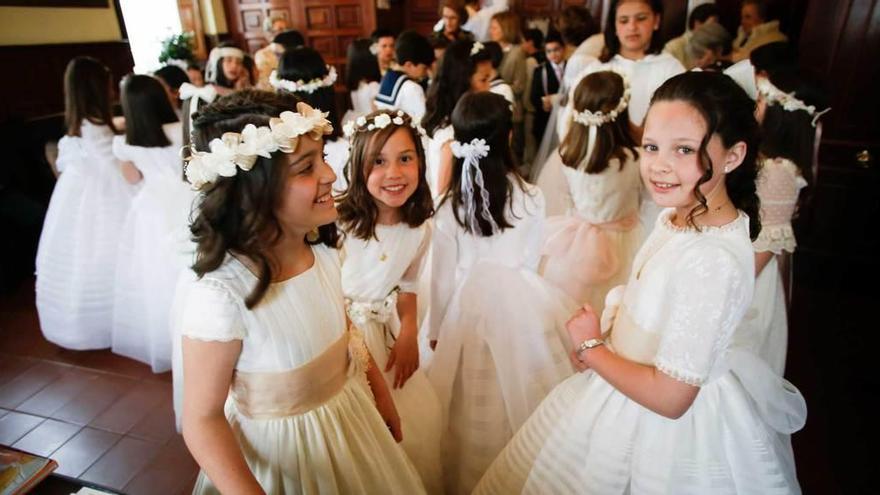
[
  {"xmin": 36, "ymin": 120, "xmax": 133, "ymax": 349},
  {"xmin": 179, "ymin": 245, "xmax": 426, "ymax": 494},
  {"xmin": 474, "ymin": 210, "xmax": 807, "ymax": 495},
  {"xmin": 341, "ymin": 222, "xmax": 443, "ymax": 494}
]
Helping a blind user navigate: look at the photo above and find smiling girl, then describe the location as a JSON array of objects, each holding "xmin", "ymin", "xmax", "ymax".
[
  {"xmin": 475, "ymin": 71, "xmax": 806, "ymax": 495},
  {"xmin": 337, "ymin": 109, "xmax": 443, "ymax": 493},
  {"xmin": 177, "ymin": 91, "xmax": 425, "ymax": 494}
]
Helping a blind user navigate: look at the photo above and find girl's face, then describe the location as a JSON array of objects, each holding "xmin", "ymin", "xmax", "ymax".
[
  {"xmin": 489, "ymin": 19, "xmax": 503, "ymax": 43},
  {"xmin": 470, "ymin": 60, "xmax": 493, "ymax": 92},
  {"xmin": 442, "ymin": 7, "xmax": 461, "ymax": 34},
  {"xmin": 366, "ymin": 127, "xmax": 420, "ymax": 219},
  {"xmin": 640, "ymin": 100, "xmax": 731, "ymax": 209},
  {"xmin": 615, "ymin": 1, "xmax": 660, "ymax": 58},
  {"xmin": 275, "ymin": 137, "xmax": 338, "ymax": 235},
  {"xmin": 222, "ymin": 56, "xmax": 244, "ymax": 81}
]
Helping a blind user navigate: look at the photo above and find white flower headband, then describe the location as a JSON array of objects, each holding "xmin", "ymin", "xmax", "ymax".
[
  {"xmin": 269, "ymin": 66, "xmax": 337, "ymax": 94},
  {"xmin": 342, "ymin": 109, "xmax": 427, "ymax": 138},
  {"xmin": 470, "ymin": 41, "xmax": 484, "ymax": 56},
  {"xmin": 184, "ymin": 102, "xmax": 333, "ymax": 190},
  {"xmin": 570, "ymin": 70, "xmax": 631, "ymax": 171},
  {"xmin": 757, "ymin": 77, "xmax": 830, "ymax": 127},
  {"xmin": 205, "ymin": 46, "xmax": 245, "ymax": 84},
  {"xmin": 451, "ymin": 138, "xmax": 499, "ymax": 235}
]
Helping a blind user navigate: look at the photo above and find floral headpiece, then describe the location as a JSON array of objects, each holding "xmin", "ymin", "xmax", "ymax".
[
  {"xmin": 451, "ymin": 138, "xmax": 499, "ymax": 235},
  {"xmin": 184, "ymin": 102, "xmax": 333, "ymax": 190},
  {"xmin": 757, "ymin": 77, "xmax": 830, "ymax": 127},
  {"xmin": 470, "ymin": 41, "xmax": 485, "ymax": 56},
  {"xmin": 571, "ymin": 70, "xmax": 631, "ymax": 127},
  {"xmin": 269, "ymin": 66, "xmax": 338, "ymax": 94},
  {"xmin": 342, "ymin": 109, "xmax": 427, "ymax": 138}
]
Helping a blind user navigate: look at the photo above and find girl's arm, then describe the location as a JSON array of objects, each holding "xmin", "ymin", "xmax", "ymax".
[
  {"xmin": 567, "ymin": 309, "xmax": 698, "ymax": 419},
  {"xmin": 754, "ymin": 251, "xmax": 775, "ymax": 277},
  {"xmin": 365, "ymin": 349, "xmax": 403, "ymax": 442},
  {"xmin": 120, "ymin": 161, "xmax": 143, "ymax": 184},
  {"xmin": 387, "ymin": 292, "xmax": 419, "ymax": 388},
  {"xmin": 181, "ymin": 338, "xmax": 265, "ymax": 495}
]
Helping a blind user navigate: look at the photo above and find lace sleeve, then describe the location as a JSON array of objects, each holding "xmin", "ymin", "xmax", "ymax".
[
  {"xmin": 653, "ymin": 243, "xmax": 751, "ymax": 386},
  {"xmin": 180, "ymin": 279, "xmax": 246, "ymax": 342},
  {"xmin": 754, "ymin": 158, "xmax": 806, "ymax": 254},
  {"xmin": 399, "ymin": 224, "xmax": 431, "ymax": 294}
]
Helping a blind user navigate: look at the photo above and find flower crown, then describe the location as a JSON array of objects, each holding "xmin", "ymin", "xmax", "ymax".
[
  {"xmin": 756, "ymin": 77, "xmax": 830, "ymax": 127},
  {"xmin": 184, "ymin": 102, "xmax": 333, "ymax": 190},
  {"xmin": 269, "ymin": 66, "xmax": 338, "ymax": 94},
  {"xmin": 572, "ymin": 70, "xmax": 632, "ymax": 127},
  {"xmin": 342, "ymin": 109, "xmax": 427, "ymax": 138},
  {"xmin": 470, "ymin": 41, "xmax": 485, "ymax": 56}
]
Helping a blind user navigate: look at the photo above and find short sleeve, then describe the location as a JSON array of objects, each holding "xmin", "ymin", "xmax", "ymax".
[
  {"xmin": 180, "ymin": 279, "xmax": 246, "ymax": 342},
  {"xmin": 399, "ymin": 224, "xmax": 431, "ymax": 294},
  {"xmin": 400, "ymin": 82, "xmax": 426, "ymax": 123},
  {"xmin": 111, "ymin": 135, "xmax": 131, "ymax": 162},
  {"xmin": 652, "ymin": 244, "xmax": 750, "ymax": 385}
]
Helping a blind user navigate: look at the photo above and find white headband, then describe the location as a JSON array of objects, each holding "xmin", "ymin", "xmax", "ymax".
[
  {"xmin": 757, "ymin": 77, "xmax": 830, "ymax": 127},
  {"xmin": 205, "ymin": 46, "xmax": 245, "ymax": 84},
  {"xmin": 451, "ymin": 138, "xmax": 499, "ymax": 235},
  {"xmin": 184, "ymin": 102, "xmax": 333, "ymax": 190},
  {"xmin": 269, "ymin": 66, "xmax": 338, "ymax": 94}
]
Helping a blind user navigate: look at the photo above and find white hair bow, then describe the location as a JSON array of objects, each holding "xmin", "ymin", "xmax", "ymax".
[{"xmin": 451, "ymin": 138, "xmax": 499, "ymax": 235}]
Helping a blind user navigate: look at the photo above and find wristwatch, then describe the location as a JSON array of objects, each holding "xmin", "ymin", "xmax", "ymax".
[{"xmin": 576, "ymin": 337, "xmax": 605, "ymax": 357}]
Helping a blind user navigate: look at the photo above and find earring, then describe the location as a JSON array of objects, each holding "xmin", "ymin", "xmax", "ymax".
[
  {"xmin": 306, "ymin": 228, "xmax": 320, "ymax": 242},
  {"xmin": 723, "ymin": 165, "xmax": 730, "ymax": 174}
]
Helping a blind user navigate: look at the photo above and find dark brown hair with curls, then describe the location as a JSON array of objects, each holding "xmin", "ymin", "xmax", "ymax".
[
  {"xmin": 188, "ymin": 89, "xmax": 341, "ymax": 309},
  {"xmin": 649, "ymin": 71, "xmax": 762, "ymax": 240},
  {"xmin": 560, "ymin": 71, "xmax": 639, "ymax": 173},
  {"xmin": 337, "ymin": 110, "xmax": 434, "ymax": 240}
]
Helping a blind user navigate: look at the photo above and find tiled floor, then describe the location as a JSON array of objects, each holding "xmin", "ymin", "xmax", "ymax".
[{"xmin": 0, "ymin": 280, "xmax": 197, "ymax": 495}]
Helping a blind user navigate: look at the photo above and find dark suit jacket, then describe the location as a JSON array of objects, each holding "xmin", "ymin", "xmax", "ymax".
[{"xmin": 529, "ymin": 61, "xmax": 564, "ymax": 141}]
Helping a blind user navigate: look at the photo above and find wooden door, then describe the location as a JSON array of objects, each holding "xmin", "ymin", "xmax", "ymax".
[
  {"xmin": 178, "ymin": 0, "xmax": 208, "ymax": 59},
  {"xmin": 291, "ymin": 0, "xmax": 377, "ymax": 73},
  {"xmin": 223, "ymin": 0, "xmax": 293, "ymax": 54}
]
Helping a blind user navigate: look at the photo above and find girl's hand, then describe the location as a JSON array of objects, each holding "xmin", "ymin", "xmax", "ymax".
[
  {"xmin": 374, "ymin": 389, "xmax": 403, "ymax": 442},
  {"xmin": 569, "ymin": 350, "xmax": 590, "ymax": 372},
  {"xmin": 385, "ymin": 331, "xmax": 419, "ymax": 389},
  {"xmin": 565, "ymin": 304, "xmax": 601, "ymax": 348}
]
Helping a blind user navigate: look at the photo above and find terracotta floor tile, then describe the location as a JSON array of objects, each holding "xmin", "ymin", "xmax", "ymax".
[
  {"xmin": 88, "ymin": 380, "xmax": 168, "ymax": 434},
  {"xmin": 72, "ymin": 350, "xmax": 154, "ymax": 379},
  {"xmin": 51, "ymin": 373, "xmax": 138, "ymax": 426},
  {"xmin": 0, "ymin": 354, "xmax": 39, "ymax": 388},
  {"xmin": 80, "ymin": 436, "xmax": 163, "ymax": 490},
  {"xmin": 127, "ymin": 395, "xmax": 176, "ymax": 443},
  {"xmin": 123, "ymin": 435, "xmax": 199, "ymax": 495},
  {"xmin": 12, "ymin": 417, "xmax": 81, "ymax": 456},
  {"xmin": 16, "ymin": 366, "xmax": 102, "ymax": 417},
  {"xmin": 0, "ymin": 360, "xmax": 72, "ymax": 410},
  {"xmin": 0, "ymin": 410, "xmax": 44, "ymax": 445},
  {"xmin": 50, "ymin": 426, "xmax": 122, "ymax": 478}
]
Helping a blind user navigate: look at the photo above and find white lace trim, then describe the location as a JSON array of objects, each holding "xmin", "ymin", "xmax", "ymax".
[
  {"xmin": 654, "ymin": 358, "xmax": 705, "ymax": 386},
  {"xmin": 753, "ymin": 224, "xmax": 797, "ymax": 254},
  {"xmin": 659, "ymin": 210, "xmax": 748, "ymax": 234},
  {"xmin": 180, "ymin": 332, "xmax": 244, "ymax": 342}
]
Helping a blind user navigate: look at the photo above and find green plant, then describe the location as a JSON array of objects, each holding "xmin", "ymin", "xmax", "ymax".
[{"xmin": 159, "ymin": 32, "xmax": 196, "ymax": 64}]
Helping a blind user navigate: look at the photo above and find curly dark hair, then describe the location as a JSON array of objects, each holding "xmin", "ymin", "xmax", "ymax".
[
  {"xmin": 560, "ymin": 71, "xmax": 639, "ymax": 173},
  {"xmin": 440, "ymin": 91, "xmax": 527, "ymax": 236},
  {"xmin": 337, "ymin": 110, "xmax": 434, "ymax": 240},
  {"xmin": 188, "ymin": 89, "xmax": 340, "ymax": 308},
  {"xmin": 650, "ymin": 71, "xmax": 762, "ymax": 240}
]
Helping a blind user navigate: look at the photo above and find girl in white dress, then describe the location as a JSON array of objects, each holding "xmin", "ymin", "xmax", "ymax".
[
  {"xmin": 336, "ymin": 110, "xmax": 443, "ymax": 493},
  {"xmin": 36, "ymin": 56, "xmax": 133, "ymax": 350},
  {"xmin": 475, "ymin": 71, "xmax": 806, "ymax": 495},
  {"xmin": 422, "ymin": 39, "xmax": 493, "ymax": 195},
  {"xmin": 110, "ymin": 74, "xmax": 196, "ymax": 372},
  {"xmin": 271, "ymin": 46, "xmax": 350, "ymax": 193},
  {"xmin": 541, "ymin": 70, "xmax": 642, "ymax": 315},
  {"xmin": 427, "ymin": 92, "xmax": 575, "ymax": 495},
  {"xmin": 734, "ymin": 71, "xmax": 829, "ymax": 375},
  {"xmin": 538, "ymin": 0, "xmax": 684, "ymax": 219},
  {"xmin": 178, "ymin": 91, "xmax": 425, "ymax": 495},
  {"xmin": 341, "ymin": 39, "xmax": 381, "ymax": 126}
]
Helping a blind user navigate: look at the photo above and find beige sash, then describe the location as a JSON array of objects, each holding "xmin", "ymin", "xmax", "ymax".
[
  {"xmin": 608, "ymin": 306, "xmax": 660, "ymax": 365},
  {"xmin": 231, "ymin": 333, "xmax": 350, "ymax": 419}
]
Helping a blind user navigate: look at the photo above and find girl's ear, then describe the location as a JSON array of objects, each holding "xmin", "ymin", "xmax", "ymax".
[
  {"xmin": 653, "ymin": 13, "xmax": 661, "ymax": 31},
  {"xmin": 723, "ymin": 141, "xmax": 748, "ymax": 174}
]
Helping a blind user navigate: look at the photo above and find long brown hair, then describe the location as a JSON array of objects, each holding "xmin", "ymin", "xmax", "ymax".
[
  {"xmin": 188, "ymin": 90, "xmax": 341, "ymax": 309},
  {"xmin": 560, "ymin": 71, "xmax": 639, "ymax": 173},
  {"xmin": 64, "ymin": 56, "xmax": 118, "ymax": 137},
  {"xmin": 337, "ymin": 110, "xmax": 434, "ymax": 240}
]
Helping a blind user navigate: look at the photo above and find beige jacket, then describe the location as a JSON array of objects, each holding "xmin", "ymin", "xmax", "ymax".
[{"xmin": 731, "ymin": 20, "xmax": 788, "ymax": 62}]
